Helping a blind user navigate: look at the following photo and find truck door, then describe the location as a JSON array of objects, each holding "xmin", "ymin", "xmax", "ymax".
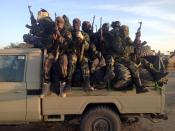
[{"xmin": 0, "ymin": 55, "xmax": 26, "ymax": 122}]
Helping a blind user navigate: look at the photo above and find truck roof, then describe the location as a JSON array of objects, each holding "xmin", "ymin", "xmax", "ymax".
[{"xmin": 0, "ymin": 48, "xmax": 41, "ymax": 54}]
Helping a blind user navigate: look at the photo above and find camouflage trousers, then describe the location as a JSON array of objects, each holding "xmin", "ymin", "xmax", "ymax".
[
  {"xmin": 44, "ymin": 53, "xmax": 55, "ymax": 83},
  {"xmin": 104, "ymin": 55, "xmax": 115, "ymax": 71},
  {"xmin": 44, "ymin": 53, "xmax": 69, "ymax": 83},
  {"xmin": 117, "ymin": 57, "xmax": 140, "ymax": 79},
  {"xmin": 67, "ymin": 53, "xmax": 90, "ymax": 81},
  {"xmin": 90, "ymin": 55, "xmax": 106, "ymax": 74}
]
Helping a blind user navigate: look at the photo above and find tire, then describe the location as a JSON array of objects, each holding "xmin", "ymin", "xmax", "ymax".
[{"xmin": 80, "ymin": 106, "xmax": 121, "ymax": 131}]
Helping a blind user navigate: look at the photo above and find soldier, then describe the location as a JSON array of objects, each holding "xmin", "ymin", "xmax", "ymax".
[
  {"xmin": 24, "ymin": 8, "xmax": 56, "ymax": 96},
  {"xmin": 88, "ymin": 44, "xmax": 106, "ymax": 88},
  {"xmin": 82, "ymin": 21, "xmax": 92, "ymax": 34},
  {"xmin": 82, "ymin": 21, "xmax": 105, "ymax": 72},
  {"xmin": 49, "ymin": 16, "xmax": 72, "ymax": 94},
  {"xmin": 63, "ymin": 14, "xmax": 72, "ymax": 31},
  {"xmin": 66, "ymin": 18, "xmax": 94, "ymax": 91},
  {"xmin": 129, "ymin": 49, "xmax": 168, "ymax": 93},
  {"xmin": 82, "ymin": 21, "xmax": 95, "ymax": 53},
  {"xmin": 110, "ymin": 21, "xmax": 121, "ymax": 37},
  {"xmin": 119, "ymin": 25, "xmax": 134, "ymax": 58},
  {"xmin": 115, "ymin": 25, "xmax": 147, "ymax": 93},
  {"xmin": 109, "ymin": 21, "xmax": 126, "ymax": 58},
  {"xmin": 24, "ymin": 9, "xmax": 55, "ymax": 49},
  {"xmin": 128, "ymin": 50, "xmax": 149, "ymax": 93},
  {"xmin": 97, "ymin": 23, "xmax": 115, "ymax": 82}
]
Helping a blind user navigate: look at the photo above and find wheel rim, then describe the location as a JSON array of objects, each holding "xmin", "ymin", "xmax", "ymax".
[{"xmin": 92, "ymin": 117, "xmax": 111, "ymax": 131}]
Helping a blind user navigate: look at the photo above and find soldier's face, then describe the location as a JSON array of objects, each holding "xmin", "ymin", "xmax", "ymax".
[
  {"xmin": 73, "ymin": 22, "xmax": 80, "ymax": 31},
  {"xmin": 123, "ymin": 27, "xmax": 129, "ymax": 37},
  {"xmin": 82, "ymin": 24, "xmax": 91, "ymax": 33},
  {"xmin": 57, "ymin": 21, "xmax": 64, "ymax": 30},
  {"xmin": 103, "ymin": 27, "xmax": 109, "ymax": 33}
]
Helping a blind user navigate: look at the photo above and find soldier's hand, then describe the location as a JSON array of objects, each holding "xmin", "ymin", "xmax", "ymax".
[
  {"xmin": 66, "ymin": 31, "xmax": 72, "ymax": 40},
  {"xmin": 56, "ymin": 30, "xmax": 61, "ymax": 37},
  {"xmin": 76, "ymin": 31, "xmax": 84, "ymax": 40},
  {"xmin": 53, "ymin": 31, "xmax": 61, "ymax": 40},
  {"xmin": 52, "ymin": 33, "xmax": 57, "ymax": 40}
]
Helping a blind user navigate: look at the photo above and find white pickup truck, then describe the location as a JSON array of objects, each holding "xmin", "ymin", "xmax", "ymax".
[{"xmin": 0, "ymin": 48, "xmax": 167, "ymax": 131}]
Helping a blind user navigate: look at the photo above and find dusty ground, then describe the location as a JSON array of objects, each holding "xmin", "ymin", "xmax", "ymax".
[{"xmin": 0, "ymin": 72, "xmax": 175, "ymax": 131}]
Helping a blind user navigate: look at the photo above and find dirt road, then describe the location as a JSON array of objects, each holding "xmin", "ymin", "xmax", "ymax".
[{"xmin": 0, "ymin": 72, "xmax": 175, "ymax": 131}]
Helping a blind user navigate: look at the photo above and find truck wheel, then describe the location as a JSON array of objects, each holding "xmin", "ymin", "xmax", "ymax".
[{"xmin": 80, "ymin": 106, "xmax": 121, "ymax": 131}]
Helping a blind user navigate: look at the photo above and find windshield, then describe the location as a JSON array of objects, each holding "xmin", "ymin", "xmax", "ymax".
[{"xmin": 0, "ymin": 55, "xmax": 26, "ymax": 82}]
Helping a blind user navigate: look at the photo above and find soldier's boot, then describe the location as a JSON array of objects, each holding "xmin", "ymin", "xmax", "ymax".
[
  {"xmin": 83, "ymin": 77, "xmax": 94, "ymax": 92},
  {"xmin": 104, "ymin": 68, "xmax": 115, "ymax": 82},
  {"xmin": 64, "ymin": 79, "xmax": 72, "ymax": 93},
  {"xmin": 135, "ymin": 78, "xmax": 149, "ymax": 94}
]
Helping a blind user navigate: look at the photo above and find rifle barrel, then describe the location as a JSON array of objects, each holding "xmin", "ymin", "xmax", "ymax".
[{"xmin": 91, "ymin": 15, "xmax": 95, "ymax": 32}]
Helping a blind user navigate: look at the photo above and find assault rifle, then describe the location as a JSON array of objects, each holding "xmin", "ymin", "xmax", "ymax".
[
  {"xmin": 134, "ymin": 21, "xmax": 143, "ymax": 57},
  {"xmin": 99, "ymin": 17, "xmax": 104, "ymax": 53},
  {"xmin": 25, "ymin": 5, "xmax": 37, "ymax": 30},
  {"xmin": 137, "ymin": 21, "xmax": 142, "ymax": 33},
  {"xmin": 91, "ymin": 16, "xmax": 95, "ymax": 32}
]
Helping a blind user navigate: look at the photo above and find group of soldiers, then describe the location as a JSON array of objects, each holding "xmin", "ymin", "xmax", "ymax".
[{"xmin": 23, "ymin": 8, "xmax": 168, "ymax": 95}]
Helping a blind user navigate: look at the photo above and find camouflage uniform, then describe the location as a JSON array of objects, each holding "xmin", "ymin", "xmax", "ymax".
[
  {"xmin": 117, "ymin": 52, "xmax": 148, "ymax": 93},
  {"xmin": 44, "ymin": 16, "xmax": 72, "ymax": 94},
  {"xmin": 113, "ymin": 25, "xmax": 148, "ymax": 93},
  {"xmin": 67, "ymin": 18, "xmax": 94, "ymax": 91},
  {"xmin": 82, "ymin": 21, "xmax": 105, "ymax": 72},
  {"xmin": 96, "ymin": 23, "xmax": 115, "ymax": 82},
  {"xmin": 63, "ymin": 14, "xmax": 72, "ymax": 31},
  {"xmin": 129, "ymin": 52, "xmax": 168, "ymax": 90},
  {"xmin": 119, "ymin": 25, "xmax": 134, "ymax": 58}
]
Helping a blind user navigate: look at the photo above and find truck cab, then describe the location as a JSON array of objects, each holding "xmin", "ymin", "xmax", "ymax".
[{"xmin": 0, "ymin": 48, "xmax": 167, "ymax": 131}]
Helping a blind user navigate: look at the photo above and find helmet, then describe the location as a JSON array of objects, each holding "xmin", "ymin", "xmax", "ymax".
[
  {"xmin": 102, "ymin": 23, "xmax": 109, "ymax": 29},
  {"xmin": 111, "ymin": 21, "xmax": 121, "ymax": 28},
  {"xmin": 37, "ymin": 9, "xmax": 49, "ymax": 21},
  {"xmin": 102, "ymin": 23, "xmax": 110, "ymax": 32}
]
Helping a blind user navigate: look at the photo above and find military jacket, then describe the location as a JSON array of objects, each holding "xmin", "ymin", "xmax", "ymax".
[{"xmin": 70, "ymin": 30, "xmax": 90, "ymax": 58}]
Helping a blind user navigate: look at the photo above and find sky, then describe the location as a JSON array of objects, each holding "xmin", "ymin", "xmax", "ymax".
[{"xmin": 0, "ymin": 0, "xmax": 174, "ymax": 53}]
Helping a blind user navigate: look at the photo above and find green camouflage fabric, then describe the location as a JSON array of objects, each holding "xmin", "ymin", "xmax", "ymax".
[{"xmin": 67, "ymin": 30, "xmax": 91, "ymax": 82}]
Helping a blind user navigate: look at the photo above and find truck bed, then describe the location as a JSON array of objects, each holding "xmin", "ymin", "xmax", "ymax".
[{"xmin": 42, "ymin": 87, "xmax": 165, "ymax": 121}]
